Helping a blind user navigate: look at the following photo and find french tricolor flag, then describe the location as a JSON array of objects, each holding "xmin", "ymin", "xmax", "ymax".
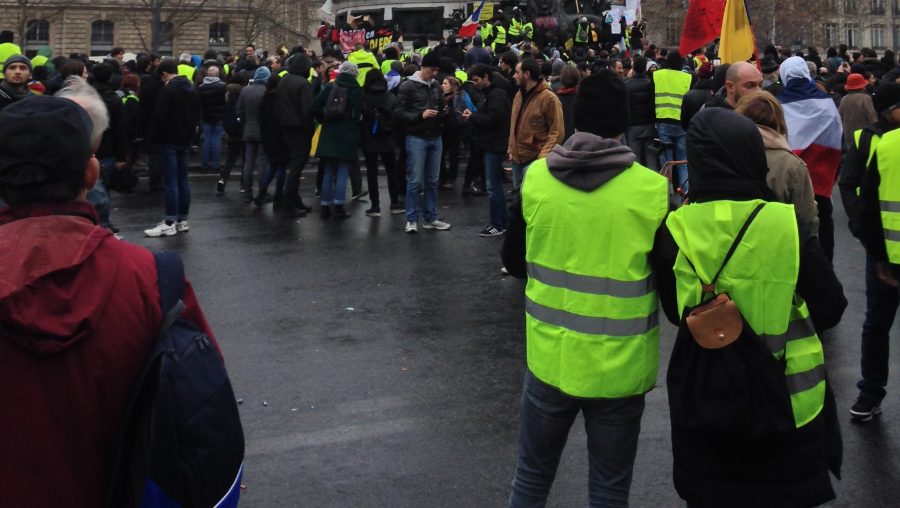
[
  {"xmin": 458, "ymin": 0, "xmax": 486, "ymax": 39},
  {"xmin": 777, "ymin": 56, "xmax": 843, "ymax": 198}
]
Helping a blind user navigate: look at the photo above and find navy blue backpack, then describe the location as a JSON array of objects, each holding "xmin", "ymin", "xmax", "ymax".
[{"xmin": 106, "ymin": 251, "xmax": 244, "ymax": 507}]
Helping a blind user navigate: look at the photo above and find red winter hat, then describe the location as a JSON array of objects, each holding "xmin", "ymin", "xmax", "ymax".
[{"xmin": 845, "ymin": 73, "xmax": 868, "ymax": 91}]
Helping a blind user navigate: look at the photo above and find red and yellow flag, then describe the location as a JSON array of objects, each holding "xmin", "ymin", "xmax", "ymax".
[{"xmin": 718, "ymin": 0, "xmax": 756, "ymax": 64}]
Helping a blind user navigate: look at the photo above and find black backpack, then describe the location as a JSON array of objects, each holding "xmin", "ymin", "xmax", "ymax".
[
  {"xmin": 322, "ymin": 83, "xmax": 350, "ymax": 122},
  {"xmin": 106, "ymin": 251, "xmax": 245, "ymax": 508}
]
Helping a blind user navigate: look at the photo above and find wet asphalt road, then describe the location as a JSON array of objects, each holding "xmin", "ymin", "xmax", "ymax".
[{"xmin": 111, "ymin": 170, "xmax": 899, "ymax": 507}]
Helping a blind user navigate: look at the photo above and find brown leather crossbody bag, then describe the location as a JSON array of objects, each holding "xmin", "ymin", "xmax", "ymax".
[{"xmin": 684, "ymin": 203, "xmax": 765, "ymax": 349}]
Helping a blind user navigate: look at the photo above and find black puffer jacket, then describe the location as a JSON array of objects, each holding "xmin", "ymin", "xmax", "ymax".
[
  {"xmin": 260, "ymin": 92, "xmax": 289, "ymax": 164},
  {"xmin": 94, "ymin": 83, "xmax": 127, "ymax": 161},
  {"xmin": 197, "ymin": 77, "xmax": 227, "ymax": 123},
  {"xmin": 680, "ymin": 79, "xmax": 715, "ymax": 130},
  {"xmin": 626, "ymin": 74, "xmax": 655, "ymax": 126}
]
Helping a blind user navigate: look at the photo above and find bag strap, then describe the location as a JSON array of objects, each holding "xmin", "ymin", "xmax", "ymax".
[
  {"xmin": 685, "ymin": 202, "xmax": 766, "ymax": 292},
  {"xmin": 154, "ymin": 251, "xmax": 186, "ymax": 330}
]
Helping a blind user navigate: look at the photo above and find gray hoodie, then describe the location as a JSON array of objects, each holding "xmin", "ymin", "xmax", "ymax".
[{"xmin": 545, "ymin": 132, "xmax": 636, "ymax": 191}]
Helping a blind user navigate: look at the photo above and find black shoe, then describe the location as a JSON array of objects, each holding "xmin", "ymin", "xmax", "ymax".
[
  {"xmin": 273, "ymin": 195, "xmax": 283, "ymax": 210},
  {"xmin": 333, "ymin": 204, "xmax": 351, "ymax": 219},
  {"xmin": 365, "ymin": 206, "xmax": 381, "ymax": 217},
  {"xmin": 478, "ymin": 225, "xmax": 506, "ymax": 237},
  {"xmin": 850, "ymin": 395, "xmax": 882, "ymax": 422},
  {"xmin": 216, "ymin": 180, "xmax": 225, "ymax": 194},
  {"xmin": 463, "ymin": 184, "xmax": 484, "ymax": 197},
  {"xmin": 253, "ymin": 191, "xmax": 268, "ymax": 208},
  {"xmin": 320, "ymin": 205, "xmax": 332, "ymax": 220},
  {"xmin": 296, "ymin": 201, "xmax": 312, "ymax": 213},
  {"xmin": 281, "ymin": 207, "xmax": 307, "ymax": 218},
  {"xmin": 390, "ymin": 204, "xmax": 405, "ymax": 215},
  {"xmin": 351, "ymin": 189, "xmax": 368, "ymax": 201}
]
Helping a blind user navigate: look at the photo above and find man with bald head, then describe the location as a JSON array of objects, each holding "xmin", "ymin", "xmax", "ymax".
[
  {"xmin": 198, "ymin": 64, "xmax": 227, "ymax": 175},
  {"xmin": 724, "ymin": 61, "xmax": 763, "ymax": 107}
]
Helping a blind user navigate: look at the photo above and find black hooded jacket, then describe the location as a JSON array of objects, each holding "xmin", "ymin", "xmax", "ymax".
[
  {"xmin": 152, "ymin": 76, "xmax": 201, "ymax": 147},
  {"xmin": 275, "ymin": 55, "xmax": 314, "ymax": 134},
  {"xmin": 360, "ymin": 76, "xmax": 398, "ymax": 153}
]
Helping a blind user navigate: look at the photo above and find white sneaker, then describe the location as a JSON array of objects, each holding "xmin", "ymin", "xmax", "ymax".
[
  {"xmin": 175, "ymin": 220, "xmax": 190, "ymax": 233},
  {"xmin": 405, "ymin": 221, "xmax": 418, "ymax": 234},
  {"xmin": 422, "ymin": 219, "xmax": 451, "ymax": 230},
  {"xmin": 144, "ymin": 221, "xmax": 177, "ymax": 237}
]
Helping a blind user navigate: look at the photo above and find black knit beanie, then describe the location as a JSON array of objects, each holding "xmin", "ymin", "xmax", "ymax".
[{"xmin": 573, "ymin": 69, "xmax": 630, "ymax": 138}]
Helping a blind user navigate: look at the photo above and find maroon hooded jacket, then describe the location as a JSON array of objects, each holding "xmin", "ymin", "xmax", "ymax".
[{"xmin": 0, "ymin": 201, "xmax": 216, "ymax": 508}]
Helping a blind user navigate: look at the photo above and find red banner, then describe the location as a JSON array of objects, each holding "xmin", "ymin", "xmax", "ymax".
[{"xmin": 678, "ymin": 0, "xmax": 726, "ymax": 57}]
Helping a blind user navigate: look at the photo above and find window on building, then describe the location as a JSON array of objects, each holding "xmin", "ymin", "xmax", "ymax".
[
  {"xmin": 24, "ymin": 19, "xmax": 49, "ymax": 58},
  {"xmin": 209, "ymin": 23, "xmax": 229, "ymax": 51},
  {"xmin": 392, "ymin": 8, "xmax": 444, "ymax": 41},
  {"xmin": 90, "ymin": 20, "xmax": 114, "ymax": 57},
  {"xmin": 158, "ymin": 21, "xmax": 173, "ymax": 56},
  {"xmin": 828, "ymin": 0, "xmax": 840, "ymax": 11},
  {"xmin": 872, "ymin": 24, "xmax": 886, "ymax": 47},
  {"xmin": 872, "ymin": 0, "xmax": 885, "ymax": 13},
  {"xmin": 824, "ymin": 23, "xmax": 839, "ymax": 47},
  {"xmin": 895, "ymin": 24, "xmax": 900, "ymax": 48},
  {"xmin": 847, "ymin": 23, "xmax": 860, "ymax": 47}
]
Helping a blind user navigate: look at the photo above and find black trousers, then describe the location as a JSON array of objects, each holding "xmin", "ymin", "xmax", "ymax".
[
  {"xmin": 440, "ymin": 127, "xmax": 462, "ymax": 184},
  {"xmin": 282, "ymin": 129, "xmax": 311, "ymax": 207},
  {"xmin": 464, "ymin": 142, "xmax": 485, "ymax": 188},
  {"xmin": 364, "ymin": 150, "xmax": 401, "ymax": 207},
  {"xmin": 815, "ymin": 195, "xmax": 834, "ymax": 262}
]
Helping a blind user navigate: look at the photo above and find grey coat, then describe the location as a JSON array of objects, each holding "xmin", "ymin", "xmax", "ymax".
[{"xmin": 236, "ymin": 82, "xmax": 266, "ymax": 142}]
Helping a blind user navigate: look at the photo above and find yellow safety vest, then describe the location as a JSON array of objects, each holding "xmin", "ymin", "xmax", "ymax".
[
  {"xmin": 667, "ymin": 200, "xmax": 826, "ymax": 427},
  {"xmin": 854, "ymin": 128, "xmax": 881, "ymax": 167},
  {"xmin": 522, "ymin": 22, "xmax": 534, "ymax": 40},
  {"xmin": 481, "ymin": 23, "xmax": 493, "ymax": 43},
  {"xmin": 30, "ymin": 54, "xmax": 48, "ymax": 68},
  {"xmin": 575, "ymin": 24, "xmax": 590, "ymax": 43},
  {"xmin": 278, "ymin": 69, "xmax": 288, "ymax": 78},
  {"xmin": 381, "ymin": 59, "xmax": 397, "ymax": 75},
  {"xmin": 509, "ymin": 18, "xmax": 522, "ymax": 37},
  {"xmin": 121, "ymin": 92, "xmax": 139, "ymax": 106},
  {"xmin": 873, "ymin": 128, "xmax": 900, "ymax": 263},
  {"xmin": 348, "ymin": 48, "xmax": 380, "ymax": 86},
  {"xmin": 523, "ymin": 158, "xmax": 669, "ymax": 398},
  {"xmin": 653, "ymin": 68, "xmax": 692, "ymax": 121},
  {"xmin": 177, "ymin": 63, "xmax": 195, "ymax": 81},
  {"xmin": 493, "ymin": 25, "xmax": 507, "ymax": 49}
]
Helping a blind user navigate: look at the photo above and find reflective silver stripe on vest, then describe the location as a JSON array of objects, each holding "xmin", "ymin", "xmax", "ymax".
[
  {"xmin": 885, "ymin": 229, "xmax": 900, "ymax": 242},
  {"xmin": 655, "ymin": 93, "xmax": 684, "ymax": 99},
  {"xmin": 757, "ymin": 317, "xmax": 815, "ymax": 354},
  {"xmin": 527, "ymin": 263, "xmax": 655, "ymax": 298},
  {"xmin": 785, "ymin": 364, "xmax": 826, "ymax": 394},
  {"xmin": 655, "ymin": 104, "xmax": 681, "ymax": 110},
  {"xmin": 880, "ymin": 200, "xmax": 900, "ymax": 213},
  {"xmin": 526, "ymin": 297, "xmax": 657, "ymax": 337}
]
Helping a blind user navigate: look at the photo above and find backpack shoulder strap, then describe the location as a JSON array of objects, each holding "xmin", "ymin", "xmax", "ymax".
[
  {"xmin": 154, "ymin": 251, "xmax": 187, "ymax": 331},
  {"xmin": 683, "ymin": 202, "xmax": 766, "ymax": 292},
  {"xmin": 710, "ymin": 202, "xmax": 766, "ymax": 285}
]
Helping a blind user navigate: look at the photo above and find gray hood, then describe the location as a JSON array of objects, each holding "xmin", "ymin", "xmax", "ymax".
[
  {"xmin": 409, "ymin": 71, "xmax": 434, "ymax": 86},
  {"xmin": 546, "ymin": 132, "xmax": 636, "ymax": 191},
  {"xmin": 202, "ymin": 76, "xmax": 222, "ymax": 86}
]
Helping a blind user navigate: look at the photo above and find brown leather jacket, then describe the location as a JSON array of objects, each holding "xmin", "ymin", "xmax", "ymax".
[{"xmin": 508, "ymin": 82, "xmax": 564, "ymax": 163}]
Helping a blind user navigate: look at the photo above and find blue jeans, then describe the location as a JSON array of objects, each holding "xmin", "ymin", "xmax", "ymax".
[
  {"xmin": 87, "ymin": 157, "xmax": 115, "ymax": 228},
  {"xmin": 509, "ymin": 371, "xmax": 645, "ymax": 508},
  {"xmin": 405, "ymin": 135, "xmax": 442, "ymax": 222},
  {"xmin": 484, "ymin": 151, "xmax": 508, "ymax": 228},
  {"xmin": 242, "ymin": 142, "xmax": 268, "ymax": 192},
  {"xmin": 657, "ymin": 122, "xmax": 687, "ymax": 197},
  {"xmin": 158, "ymin": 144, "xmax": 190, "ymax": 222},
  {"xmin": 321, "ymin": 157, "xmax": 351, "ymax": 205},
  {"xmin": 511, "ymin": 160, "xmax": 533, "ymax": 190},
  {"xmin": 200, "ymin": 121, "xmax": 224, "ymax": 171},
  {"xmin": 858, "ymin": 254, "xmax": 900, "ymax": 401}
]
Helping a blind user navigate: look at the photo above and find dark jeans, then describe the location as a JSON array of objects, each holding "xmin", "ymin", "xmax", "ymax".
[
  {"xmin": 158, "ymin": 144, "xmax": 190, "ymax": 221},
  {"xmin": 242, "ymin": 141, "xmax": 267, "ymax": 192},
  {"xmin": 364, "ymin": 150, "xmax": 400, "ymax": 207},
  {"xmin": 464, "ymin": 142, "xmax": 485, "ymax": 188},
  {"xmin": 87, "ymin": 157, "xmax": 115, "ymax": 228},
  {"xmin": 282, "ymin": 129, "xmax": 311, "ymax": 207},
  {"xmin": 858, "ymin": 254, "xmax": 900, "ymax": 401},
  {"xmin": 816, "ymin": 195, "xmax": 834, "ymax": 262},
  {"xmin": 349, "ymin": 157, "xmax": 363, "ymax": 195},
  {"xmin": 259, "ymin": 162, "xmax": 286, "ymax": 197},
  {"xmin": 440, "ymin": 127, "xmax": 462, "ymax": 184},
  {"xmin": 220, "ymin": 139, "xmax": 243, "ymax": 182},
  {"xmin": 145, "ymin": 142, "xmax": 161, "ymax": 191},
  {"xmin": 626, "ymin": 124, "xmax": 656, "ymax": 170},
  {"xmin": 484, "ymin": 151, "xmax": 508, "ymax": 228},
  {"xmin": 509, "ymin": 371, "xmax": 645, "ymax": 508}
]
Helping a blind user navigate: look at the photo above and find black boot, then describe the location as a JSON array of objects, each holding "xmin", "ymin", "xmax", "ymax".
[
  {"xmin": 333, "ymin": 204, "xmax": 350, "ymax": 219},
  {"xmin": 320, "ymin": 205, "xmax": 332, "ymax": 220},
  {"xmin": 281, "ymin": 198, "xmax": 307, "ymax": 218},
  {"xmin": 296, "ymin": 196, "xmax": 312, "ymax": 213},
  {"xmin": 272, "ymin": 194, "xmax": 283, "ymax": 210},
  {"xmin": 253, "ymin": 190, "xmax": 267, "ymax": 208}
]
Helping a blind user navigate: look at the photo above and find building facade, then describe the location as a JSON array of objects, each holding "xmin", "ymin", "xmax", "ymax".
[
  {"xmin": 0, "ymin": 0, "xmax": 315, "ymax": 59},
  {"xmin": 332, "ymin": 0, "xmax": 468, "ymax": 41}
]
